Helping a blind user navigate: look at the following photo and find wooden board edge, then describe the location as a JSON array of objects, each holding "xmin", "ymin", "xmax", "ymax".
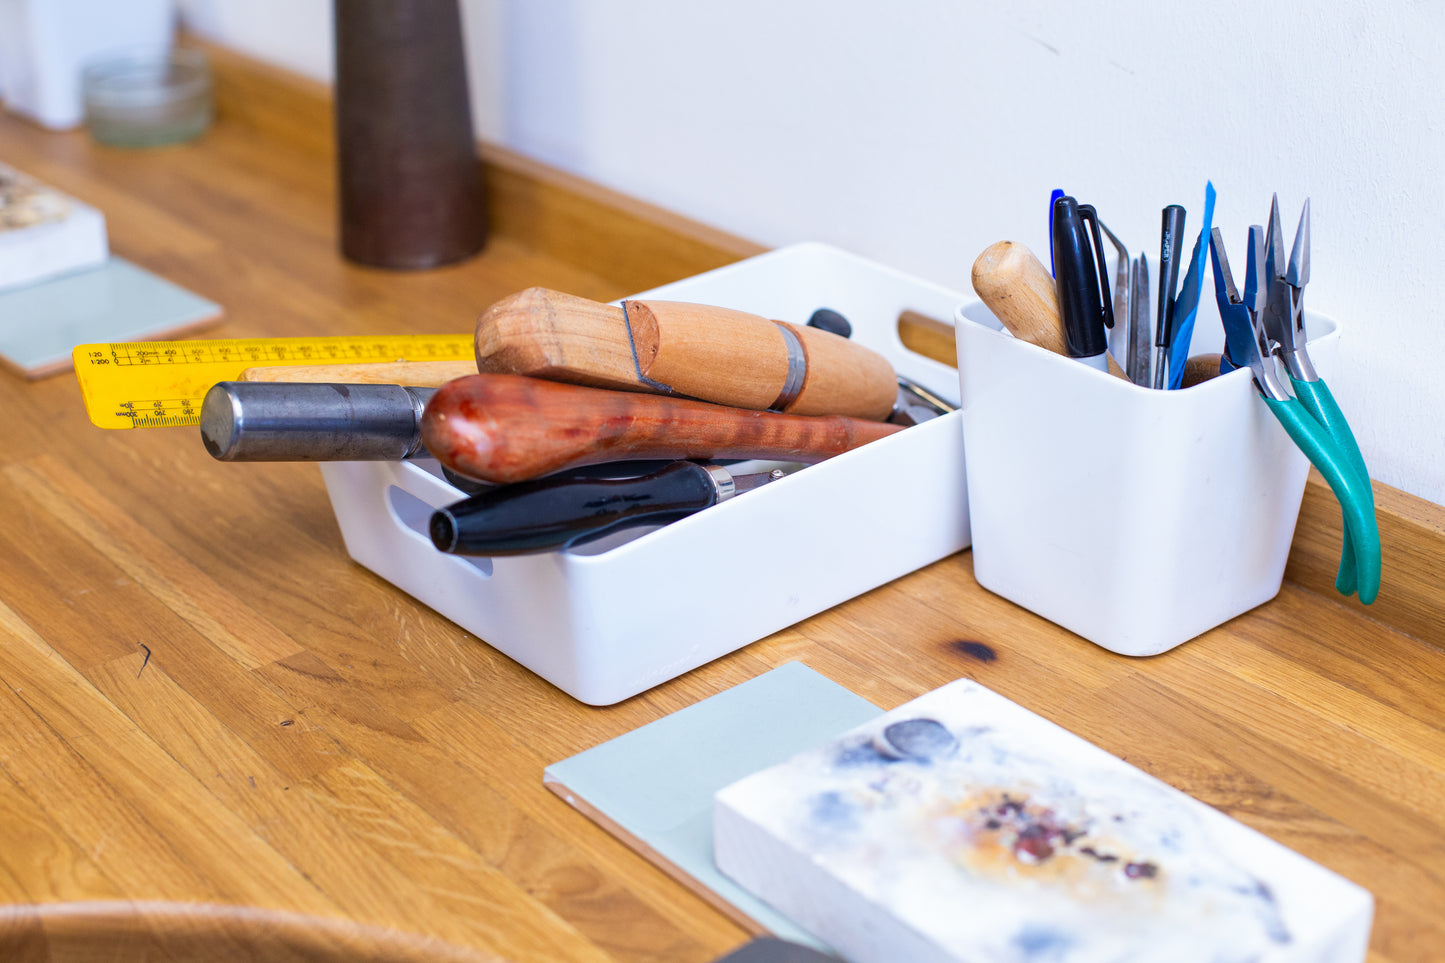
[
  {"xmin": 198, "ymin": 33, "xmax": 764, "ymax": 296},
  {"xmin": 541, "ymin": 774, "xmax": 769, "ymax": 938},
  {"xmin": 477, "ymin": 143, "xmax": 767, "ymax": 296},
  {"xmin": 1285, "ymin": 471, "xmax": 1445, "ymax": 645}
]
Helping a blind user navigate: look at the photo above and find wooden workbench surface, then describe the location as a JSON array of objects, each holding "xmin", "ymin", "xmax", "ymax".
[{"xmin": 0, "ymin": 45, "xmax": 1440, "ymax": 963}]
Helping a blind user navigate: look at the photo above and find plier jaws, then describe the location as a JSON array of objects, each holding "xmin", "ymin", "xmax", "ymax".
[
  {"xmin": 1263, "ymin": 195, "xmax": 1318, "ymax": 382},
  {"xmin": 1211, "ymin": 226, "xmax": 1288, "ymax": 400}
]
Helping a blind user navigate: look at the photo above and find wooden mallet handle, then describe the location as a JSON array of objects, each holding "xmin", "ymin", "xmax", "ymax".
[
  {"xmin": 971, "ymin": 241, "xmax": 1129, "ymax": 381},
  {"xmin": 420, "ymin": 374, "xmax": 902, "ymax": 484},
  {"xmin": 475, "ymin": 288, "xmax": 899, "ymax": 420}
]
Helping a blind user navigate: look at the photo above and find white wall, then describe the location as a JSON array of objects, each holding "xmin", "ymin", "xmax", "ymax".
[{"xmin": 180, "ymin": 0, "xmax": 1445, "ymax": 508}]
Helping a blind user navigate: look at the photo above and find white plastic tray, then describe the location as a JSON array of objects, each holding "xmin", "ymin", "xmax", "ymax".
[{"xmin": 319, "ymin": 243, "xmax": 971, "ymax": 704}]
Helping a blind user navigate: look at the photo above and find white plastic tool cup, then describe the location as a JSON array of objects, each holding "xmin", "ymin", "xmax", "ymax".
[{"xmin": 954, "ymin": 302, "xmax": 1339, "ymax": 656}]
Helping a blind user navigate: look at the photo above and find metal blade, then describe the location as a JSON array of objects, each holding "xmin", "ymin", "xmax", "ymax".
[
  {"xmin": 1211, "ymin": 227, "xmax": 1241, "ymax": 304},
  {"xmin": 1259, "ymin": 197, "xmax": 1298, "ymax": 357},
  {"xmin": 890, "ymin": 376, "xmax": 956, "ymax": 426},
  {"xmin": 724, "ymin": 466, "xmax": 791, "ymax": 498},
  {"xmin": 1128, "ymin": 254, "xmax": 1151, "ymax": 385},
  {"xmin": 1210, "ymin": 228, "xmax": 1255, "ymax": 372},
  {"xmin": 1266, "ymin": 193, "xmax": 1287, "ymax": 282},
  {"xmin": 1098, "ymin": 220, "xmax": 1131, "ymax": 338},
  {"xmin": 1287, "ymin": 198, "xmax": 1311, "ymax": 288},
  {"xmin": 1243, "ymin": 225, "xmax": 1267, "ymax": 315}
]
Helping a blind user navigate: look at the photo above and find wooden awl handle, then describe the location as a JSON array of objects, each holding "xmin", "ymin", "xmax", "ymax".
[
  {"xmin": 420, "ymin": 373, "xmax": 903, "ymax": 484},
  {"xmin": 971, "ymin": 241, "xmax": 1129, "ymax": 380},
  {"xmin": 474, "ymin": 287, "xmax": 898, "ymax": 420}
]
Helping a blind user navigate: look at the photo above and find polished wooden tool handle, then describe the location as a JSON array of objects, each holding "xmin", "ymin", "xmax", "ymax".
[
  {"xmin": 475, "ymin": 288, "xmax": 898, "ymax": 419},
  {"xmin": 625, "ymin": 300, "xmax": 898, "ymax": 420},
  {"xmin": 420, "ymin": 374, "xmax": 902, "ymax": 484},
  {"xmin": 971, "ymin": 240, "xmax": 1129, "ymax": 381}
]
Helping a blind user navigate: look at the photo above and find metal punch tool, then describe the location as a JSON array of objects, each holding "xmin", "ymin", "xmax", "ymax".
[{"xmin": 1209, "ymin": 219, "xmax": 1380, "ymax": 604}]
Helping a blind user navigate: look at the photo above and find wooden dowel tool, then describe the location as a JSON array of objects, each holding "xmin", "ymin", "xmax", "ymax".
[{"xmin": 474, "ymin": 287, "xmax": 899, "ymax": 420}]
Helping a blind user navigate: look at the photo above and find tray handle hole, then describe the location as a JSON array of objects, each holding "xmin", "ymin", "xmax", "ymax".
[
  {"xmin": 897, "ymin": 310, "xmax": 958, "ymax": 366},
  {"xmin": 385, "ymin": 484, "xmax": 494, "ymax": 577}
]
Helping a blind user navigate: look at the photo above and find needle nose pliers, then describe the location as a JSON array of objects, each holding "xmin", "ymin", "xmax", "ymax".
[{"xmin": 1209, "ymin": 206, "xmax": 1380, "ymax": 604}]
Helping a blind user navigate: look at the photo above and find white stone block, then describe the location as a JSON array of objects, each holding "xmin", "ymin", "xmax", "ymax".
[
  {"xmin": 715, "ymin": 679, "xmax": 1372, "ymax": 963},
  {"xmin": 0, "ymin": 163, "xmax": 108, "ymax": 291}
]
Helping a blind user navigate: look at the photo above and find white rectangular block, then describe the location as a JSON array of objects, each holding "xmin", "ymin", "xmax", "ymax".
[
  {"xmin": 0, "ymin": 163, "xmax": 108, "ymax": 290},
  {"xmin": 715, "ymin": 680, "xmax": 1372, "ymax": 963}
]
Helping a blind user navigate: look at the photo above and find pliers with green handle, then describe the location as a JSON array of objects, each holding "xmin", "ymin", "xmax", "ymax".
[
  {"xmin": 1257, "ymin": 196, "xmax": 1379, "ymax": 601},
  {"xmin": 1210, "ymin": 219, "xmax": 1381, "ymax": 604}
]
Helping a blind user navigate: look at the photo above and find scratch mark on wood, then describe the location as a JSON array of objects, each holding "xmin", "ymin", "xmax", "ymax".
[{"xmin": 137, "ymin": 643, "xmax": 152, "ymax": 678}]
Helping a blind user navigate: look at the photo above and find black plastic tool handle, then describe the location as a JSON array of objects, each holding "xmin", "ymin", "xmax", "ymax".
[
  {"xmin": 1156, "ymin": 204, "xmax": 1188, "ymax": 350},
  {"xmin": 1050, "ymin": 195, "xmax": 1113, "ymax": 359},
  {"xmin": 429, "ymin": 461, "xmax": 720, "ymax": 556}
]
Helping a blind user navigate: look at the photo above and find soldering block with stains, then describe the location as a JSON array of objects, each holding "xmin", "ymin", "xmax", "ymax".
[{"xmin": 714, "ymin": 679, "xmax": 1372, "ymax": 963}]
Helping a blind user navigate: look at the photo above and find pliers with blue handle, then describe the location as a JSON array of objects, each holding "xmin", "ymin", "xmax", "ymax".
[{"xmin": 1209, "ymin": 217, "xmax": 1381, "ymax": 605}]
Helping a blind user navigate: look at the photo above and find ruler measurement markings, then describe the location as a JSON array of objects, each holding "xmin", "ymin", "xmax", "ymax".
[{"xmin": 73, "ymin": 334, "xmax": 473, "ymax": 430}]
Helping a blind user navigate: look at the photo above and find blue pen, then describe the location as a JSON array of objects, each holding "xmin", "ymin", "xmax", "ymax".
[
  {"xmin": 1050, "ymin": 194, "xmax": 1114, "ymax": 372},
  {"xmin": 1165, "ymin": 181, "xmax": 1217, "ymax": 389}
]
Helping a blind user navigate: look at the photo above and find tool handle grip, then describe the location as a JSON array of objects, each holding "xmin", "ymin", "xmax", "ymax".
[
  {"xmin": 1156, "ymin": 205, "xmax": 1187, "ymax": 346},
  {"xmin": 430, "ymin": 461, "xmax": 717, "ymax": 556},
  {"xmin": 1290, "ymin": 376, "xmax": 1378, "ymax": 598},
  {"xmin": 421, "ymin": 374, "xmax": 902, "ymax": 485},
  {"xmin": 475, "ymin": 288, "xmax": 898, "ymax": 419},
  {"xmin": 1265, "ymin": 397, "xmax": 1381, "ymax": 604},
  {"xmin": 970, "ymin": 242, "xmax": 1129, "ymax": 380}
]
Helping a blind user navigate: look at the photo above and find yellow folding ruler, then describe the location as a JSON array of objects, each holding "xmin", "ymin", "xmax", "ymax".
[{"xmin": 73, "ymin": 334, "xmax": 473, "ymax": 429}]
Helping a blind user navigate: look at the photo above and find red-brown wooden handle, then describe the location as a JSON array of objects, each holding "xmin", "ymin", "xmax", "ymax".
[{"xmin": 420, "ymin": 374, "xmax": 903, "ymax": 484}]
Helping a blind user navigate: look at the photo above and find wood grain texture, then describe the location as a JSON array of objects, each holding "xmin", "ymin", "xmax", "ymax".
[
  {"xmin": 474, "ymin": 290, "xmax": 897, "ymax": 419},
  {"xmin": 0, "ymin": 37, "xmax": 1437, "ymax": 963},
  {"xmin": 476, "ymin": 288, "xmax": 644, "ymax": 392}
]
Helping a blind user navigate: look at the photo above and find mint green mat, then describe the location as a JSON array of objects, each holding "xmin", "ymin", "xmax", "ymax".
[{"xmin": 544, "ymin": 662, "xmax": 882, "ymax": 949}]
